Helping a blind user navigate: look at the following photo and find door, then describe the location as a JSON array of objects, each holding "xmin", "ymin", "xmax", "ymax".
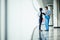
[{"xmin": 48, "ymin": 5, "xmax": 53, "ymax": 26}]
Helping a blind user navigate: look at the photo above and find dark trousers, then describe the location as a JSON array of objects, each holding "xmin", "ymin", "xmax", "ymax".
[
  {"xmin": 39, "ymin": 18, "xmax": 42, "ymax": 30},
  {"xmin": 39, "ymin": 18, "xmax": 42, "ymax": 40}
]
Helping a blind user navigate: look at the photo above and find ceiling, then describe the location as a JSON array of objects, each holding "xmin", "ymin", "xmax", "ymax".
[{"xmin": 37, "ymin": 0, "xmax": 53, "ymax": 7}]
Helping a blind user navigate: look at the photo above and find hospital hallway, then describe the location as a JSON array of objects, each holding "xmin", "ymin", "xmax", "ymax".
[
  {"xmin": 31, "ymin": 25, "xmax": 60, "ymax": 40},
  {"xmin": 0, "ymin": 0, "xmax": 60, "ymax": 40}
]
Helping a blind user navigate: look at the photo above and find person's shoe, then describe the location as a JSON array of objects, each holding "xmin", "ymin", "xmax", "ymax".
[
  {"xmin": 39, "ymin": 30, "xmax": 43, "ymax": 31},
  {"xmin": 45, "ymin": 30, "xmax": 49, "ymax": 31}
]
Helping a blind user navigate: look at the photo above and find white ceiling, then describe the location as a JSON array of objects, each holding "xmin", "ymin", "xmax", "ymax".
[{"xmin": 37, "ymin": 0, "xmax": 53, "ymax": 7}]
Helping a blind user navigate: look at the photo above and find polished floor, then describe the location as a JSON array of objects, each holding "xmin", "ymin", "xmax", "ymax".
[{"xmin": 32, "ymin": 25, "xmax": 60, "ymax": 40}]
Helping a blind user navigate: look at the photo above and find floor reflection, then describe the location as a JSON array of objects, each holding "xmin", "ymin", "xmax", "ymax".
[
  {"xmin": 32, "ymin": 25, "xmax": 60, "ymax": 40},
  {"xmin": 54, "ymin": 28, "xmax": 60, "ymax": 40},
  {"xmin": 39, "ymin": 31, "xmax": 49, "ymax": 40}
]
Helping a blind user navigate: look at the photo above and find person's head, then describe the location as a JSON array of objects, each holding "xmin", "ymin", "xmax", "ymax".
[
  {"xmin": 39, "ymin": 8, "xmax": 43, "ymax": 12},
  {"xmin": 45, "ymin": 6, "xmax": 48, "ymax": 10}
]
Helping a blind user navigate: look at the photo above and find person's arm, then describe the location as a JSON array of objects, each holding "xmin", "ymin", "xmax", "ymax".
[
  {"xmin": 42, "ymin": 10, "xmax": 46, "ymax": 15},
  {"xmin": 42, "ymin": 13, "xmax": 46, "ymax": 15},
  {"xmin": 47, "ymin": 10, "xmax": 51, "ymax": 16}
]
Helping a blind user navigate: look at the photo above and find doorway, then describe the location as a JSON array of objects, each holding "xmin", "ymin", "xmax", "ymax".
[{"xmin": 48, "ymin": 5, "xmax": 53, "ymax": 26}]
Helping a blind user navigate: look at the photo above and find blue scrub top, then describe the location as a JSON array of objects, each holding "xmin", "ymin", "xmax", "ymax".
[{"xmin": 45, "ymin": 10, "xmax": 51, "ymax": 19}]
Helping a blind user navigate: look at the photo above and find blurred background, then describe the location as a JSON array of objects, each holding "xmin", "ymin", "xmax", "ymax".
[{"xmin": 0, "ymin": 0, "xmax": 60, "ymax": 40}]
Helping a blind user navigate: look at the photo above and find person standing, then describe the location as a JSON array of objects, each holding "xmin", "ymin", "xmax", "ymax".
[
  {"xmin": 39, "ymin": 8, "xmax": 45, "ymax": 31},
  {"xmin": 38, "ymin": 8, "xmax": 45, "ymax": 40},
  {"xmin": 45, "ymin": 6, "xmax": 51, "ymax": 31},
  {"xmin": 39, "ymin": 8, "xmax": 43, "ymax": 31}
]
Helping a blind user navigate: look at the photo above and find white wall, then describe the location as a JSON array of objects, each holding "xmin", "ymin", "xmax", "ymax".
[
  {"xmin": 7, "ymin": 0, "xmax": 38, "ymax": 40},
  {"xmin": 1, "ymin": 0, "xmax": 5, "ymax": 40}
]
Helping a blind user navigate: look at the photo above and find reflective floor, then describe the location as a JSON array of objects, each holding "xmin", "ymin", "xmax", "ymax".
[{"xmin": 32, "ymin": 25, "xmax": 60, "ymax": 40}]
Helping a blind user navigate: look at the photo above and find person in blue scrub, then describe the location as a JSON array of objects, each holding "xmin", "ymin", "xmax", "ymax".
[{"xmin": 45, "ymin": 6, "xmax": 51, "ymax": 31}]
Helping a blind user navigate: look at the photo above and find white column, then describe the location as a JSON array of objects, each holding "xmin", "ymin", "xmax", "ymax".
[
  {"xmin": 1, "ymin": 0, "xmax": 5, "ymax": 40},
  {"xmin": 0, "ymin": 0, "xmax": 1, "ymax": 40},
  {"xmin": 53, "ymin": 0, "xmax": 57, "ymax": 27},
  {"xmin": 53, "ymin": 0, "xmax": 57, "ymax": 40}
]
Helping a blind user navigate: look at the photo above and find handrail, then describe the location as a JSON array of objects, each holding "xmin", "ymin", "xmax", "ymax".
[
  {"xmin": 31, "ymin": 24, "xmax": 45, "ymax": 40},
  {"xmin": 31, "ymin": 26, "xmax": 38, "ymax": 40}
]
